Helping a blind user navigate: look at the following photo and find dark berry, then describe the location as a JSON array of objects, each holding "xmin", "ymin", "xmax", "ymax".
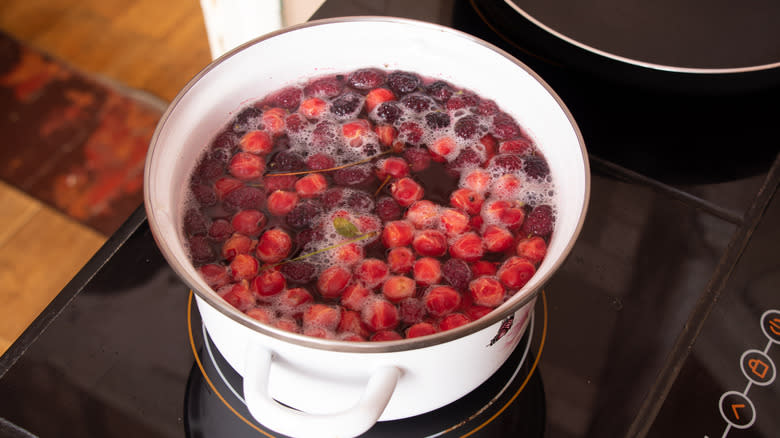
[
  {"xmin": 489, "ymin": 154, "xmax": 524, "ymax": 172},
  {"xmin": 403, "ymin": 147, "xmax": 431, "ymax": 172},
  {"xmin": 280, "ymin": 261, "xmax": 317, "ymax": 284},
  {"xmin": 286, "ymin": 199, "xmax": 323, "ymax": 229},
  {"xmin": 524, "ymin": 155, "xmax": 550, "ymax": 180},
  {"xmin": 375, "ymin": 196, "xmax": 401, "ymax": 221},
  {"xmin": 321, "ymin": 187, "xmax": 345, "ymax": 208},
  {"xmin": 191, "ymin": 183, "xmax": 217, "ymax": 207},
  {"xmin": 425, "ymin": 112, "xmax": 450, "ymax": 129},
  {"xmin": 208, "ymin": 219, "xmax": 233, "ymax": 241},
  {"xmin": 195, "ymin": 157, "xmax": 224, "ymax": 182},
  {"xmin": 209, "ymin": 145, "xmax": 234, "ymax": 166},
  {"xmin": 333, "ymin": 164, "xmax": 374, "ymax": 186},
  {"xmin": 268, "ymin": 151, "xmax": 305, "ymax": 172},
  {"xmin": 211, "ymin": 131, "xmax": 239, "ymax": 152},
  {"xmin": 477, "ymin": 99, "xmax": 499, "ymax": 116},
  {"xmin": 223, "ymin": 186, "xmax": 266, "ymax": 212},
  {"xmin": 453, "ymin": 115, "xmax": 481, "ymax": 139},
  {"xmin": 401, "ymin": 94, "xmax": 433, "ymax": 113},
  {"xmin": 427, "ymin": 81, "xmax": 454, "ymax": 102},
  {"xmin": 304, "ymin": 76, "xmax": 344, "ymax": 98},
  {"xmin": 296, "ymin": 228, "xmax": 323, "ymax": 248},
  {"xmin": 346, "ymin": 190, "xmax": 374, "ymax": 212},
  {"xmin": 330, "ymin": 92, "xmax": 363, "ymax": 117},
  {"xmin": 232, "ymin": 107, "xmax": 261, "ymax": 133},
  {"xmin": 188, "ymin": 235, "xmax": 216, "ymax": 265},
  {"xmin": 447, "ymin": 93, "xmax": 480, "ymax": 111},
  {"xmin": 274, "ymin": 134, "xmax": 291, "ymax": 150},
  {"xmin": 306, "ymin": 153, "xmax": 335, "ymax": 170},
  {"xmin": 312, "ymin": 120, "xmax": 338, "ymax": 148},
  {"xmin": 285, "ymin": 113, "xmax": 306, "ymax": 132},
  {"xmin": 441, "ymin": 258, "xmax": 473, "ymax": 292},
  {"xmin": 184, "ymin": 208, "xmax": 208, "ymax": 236},
  {"xmin": 387, "ymin": 71, "xmax": 420, "ymax": 95},
  {"xmin": 398, "ymin": 122, "xmax": 424, "ymax": 145},
  {"xmin": 376, "ymin": 101, "xmax": 402, "ymax": 123},
  {"xmin": 522, "ymin": 205, "xmax": 554, "ymax": 237},
  {"xmin": 492, "ymin": 112, "xmax": 522, "ymax": 140},
  {"xmin": 447, "ymin": 147, "xmax": 484, "ymax": 174},
  {"xmin": 265, "ymin": 86, "xmax": 302, "ymax": 110},
  {"xmin": 348, "ymin": 68, "xmax": 386, "ymax": 90}
]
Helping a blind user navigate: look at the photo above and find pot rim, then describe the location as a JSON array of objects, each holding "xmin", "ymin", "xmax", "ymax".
[
  {"xmin": 144, "ymin": 15, "xmax": 590, "ymax": 353},
  {"xmin": 499, "ymin": 0, "xmax": 780, "ymax": 75}
]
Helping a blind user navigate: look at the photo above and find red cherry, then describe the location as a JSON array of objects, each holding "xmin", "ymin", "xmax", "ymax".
[
  {"xmin": 406, "ymin": 322, "xmax": 437, "ymax": 339},
  {"xmin": 370, "ymin": 331, "xmax": 403, "ymax": 341},
  {"xmin": 449, "ymin": 232, "xmax": 484, "ymax": 262},
  {"xmin": 221, "ymin": 233, "xmax": 252, "ymax": 261},
  {"xmin": 497, "ymin": 256, "xmax": 536, "ymax": 290},
  {"xmin": 412, "ymin": 229, "xmax": 448, "ymax": 257},
  {"xmin": 439, "ymin": 313, "xmax": 471, "ymax": 331},
  {"xmin": 303, "ymin": 304, "xmax": 341, "ymax": 331},
  {"xmin": 424, "ymin": 285, "xmax": 461, "ymax": 317},
  {"xmin": 382, "ymin": 276, "xmax": 416, "ymax": 302},
  {"xmin": 355, "ymin": 258, "xmax": 390, "ymax": 289},
  {"xmin": 317, "ymin": 266, "xmax": 352, "ymax": 299},
  {"xmin": 229, "ymin": 253, "xmax": 259, "ymax": 281},
  {"xmin": 516, "ymin": 236, "xmax": 548, "ymax": 264},
  {"xmin": 390, "ymin": 177, "xmax": 424, "ymax": 207},
  {"xmin": 252, "ymin": 269, "xmax": 286, "ymax": 298},
  {"xmin": 246, "ymin": 306, "xmax": 274, "ymax": 324},
  {"xmin": 450, "ymin": 188, "xmax": 484, "ymax": 216},
  {"xmin": 342, "ymin": 283, "xmax": 371, "ymax": 311},
  {"xmin": 365, "ymin": 87, "xmax": 395, "ymax": 113},
  {"xmin": 300, "ymin": 97, "xmax": 328, "ymax": 118},
  {"xmin": 405, "ymin": 200, "xmax": 439, "ymax": 229},
  {"xmin": 278, "ymin": 287, "xmax": 313, "ymax": 313},
  {"xmin": 229, "ymin": 152, "xmax": 265, "ymax": 180},
  {"xmin": 482, "ymin": 225, "xmax": 515, "ymax": 253},
  {"xmin": 362, "ymin": 298, "xmax": 399, "ymax": 331},
  {"xmin": 413, "ymin": 257, "xmax": 442, "ymax": 285},
  {"xmin": 440, "ymin": 208, "xmax": 471, "ymax": 236},
  {"xmin": 295, "ymin": 173, "xmax": 328, "ymax": 198},
  {"xmin": 266, "ymin": 190, "xmax": 299, "ymax": 216},
  {"xmin": 231, "ymin": 209, "xmax": 267, "ymax": 236},
  {"xmin": 218, "ymin": 282, "xmax": 255, "ymax": 311},
  {"xmin": 240, "ymin": 130, "xmax": 273, "ymax": 155},
  {"xmin": 469, "ymin": 276, "xmax": 506, "ymax": 307},
  {"xmin": 261, "ymin": 107, "xmax": 286, "ymax": 135},
  {"xmin": 387, "ymin": 247, "xmax": 414, "ymax": 274},
  {"xmin": 382, "ymin": 220, "xmax": 415, "ymax": 248},
  {"xmin": 338, "ymin": 310, "xmax": 371, "ymax": 339},
  {"xmin": 198, "ymin": 264, "xmax": 230, "ymax": 290},
  {"xmin": 256, "ymin": 229, "xmax": 292, "ymax": 263}
]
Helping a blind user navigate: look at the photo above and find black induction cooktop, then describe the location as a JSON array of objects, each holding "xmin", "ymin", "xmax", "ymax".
[{"xmin": 1, "ymin": 1, "xmax": 778, "ymax": 437}]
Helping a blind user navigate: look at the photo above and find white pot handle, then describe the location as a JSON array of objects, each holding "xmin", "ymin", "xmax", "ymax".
[{"xmin": 243, "ymin": 344, "xmax": 401, "ymax": 438}]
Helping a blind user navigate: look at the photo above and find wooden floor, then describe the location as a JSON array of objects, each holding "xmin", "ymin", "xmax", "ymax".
[
  {"xmin": 0, "ymin": 0, "xmax": 325, "ymax": 356},
  {"xmin": 0, "ymin": 0, "xmax": 214, "ymax": 355}
]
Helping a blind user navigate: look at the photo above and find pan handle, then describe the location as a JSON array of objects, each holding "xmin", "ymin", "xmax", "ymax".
[{"xmin": 243, "ymin": 344, "xmax": 401, "ymax": 438}]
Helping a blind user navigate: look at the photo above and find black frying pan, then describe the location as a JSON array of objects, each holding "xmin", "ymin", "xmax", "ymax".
[
  {"xmin": 459, "ymin": 0, "xmax": 780, "ymax": 183},
  {"xmin": 470, "ymin": 0, "xmax": 780, "ymax": 95}
]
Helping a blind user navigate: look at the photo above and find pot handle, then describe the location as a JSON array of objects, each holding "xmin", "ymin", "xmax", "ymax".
[{"xmin": 243, "ymin": 345, "xmax": 401, "ymax": 438}]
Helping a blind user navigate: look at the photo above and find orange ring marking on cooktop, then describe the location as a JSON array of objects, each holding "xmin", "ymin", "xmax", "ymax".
[
  {"xmin": 187, "ymin": 290, "xmax": 547, "ymax": 437},
  {"xmin": 188, "ymin": 291, "xmax": 276, "ymax": 438},
  {"xmin": 458, "ymin": 291, "xmax": 548, "ymax": 438}
]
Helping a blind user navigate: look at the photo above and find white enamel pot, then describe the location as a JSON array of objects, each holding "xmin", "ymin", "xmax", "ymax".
[{"xmin": 144, "ymin": 17, "xmax": 589, "ymax": 438}]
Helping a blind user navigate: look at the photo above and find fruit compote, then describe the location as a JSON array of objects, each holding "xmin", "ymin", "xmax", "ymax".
[{"xmin": 182, "ymin": 68, "xmax": 556, "ymax": 341}]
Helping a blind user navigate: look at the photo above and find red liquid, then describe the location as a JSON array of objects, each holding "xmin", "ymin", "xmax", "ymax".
[{"xmin": 182, "ymin": 68, "xmax": 556, "ymax": 341}]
